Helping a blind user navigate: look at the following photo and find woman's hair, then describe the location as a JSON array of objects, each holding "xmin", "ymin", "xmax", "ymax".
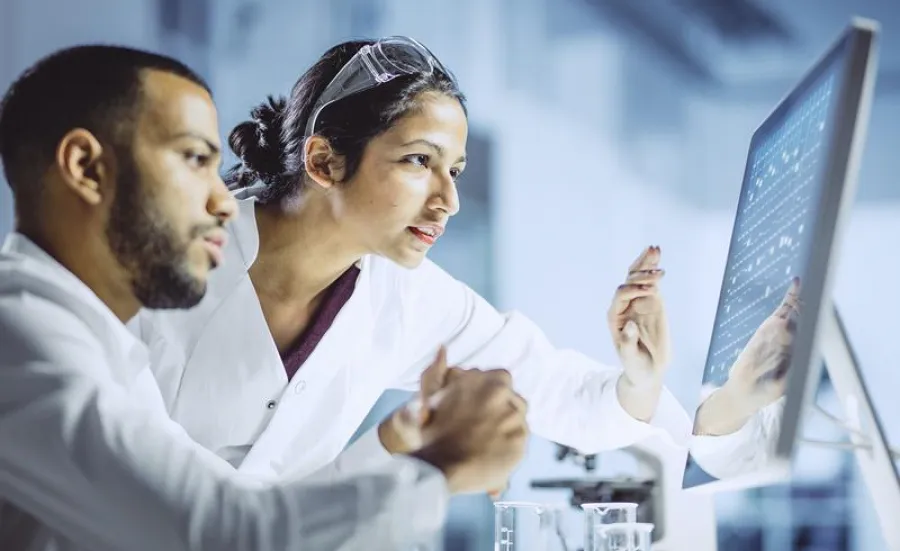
[{"xmin": 225, "ymin": 39, "xmax": 466, "ymax": 204}]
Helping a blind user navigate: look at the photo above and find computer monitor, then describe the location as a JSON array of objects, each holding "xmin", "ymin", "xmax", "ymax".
[{"xmin": 681, "ymin": 19, "xmax": 882, "ymax": 493}]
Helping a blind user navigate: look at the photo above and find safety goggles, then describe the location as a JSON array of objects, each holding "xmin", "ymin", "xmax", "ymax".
[{"xmin": 303, "ymin": 36, "xmax": 456, "ymax": 151}]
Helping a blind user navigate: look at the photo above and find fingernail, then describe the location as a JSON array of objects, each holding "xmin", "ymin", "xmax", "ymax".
[{"xmin": 624, "ymin": 320, "xmax": 639, "ymax": 337}]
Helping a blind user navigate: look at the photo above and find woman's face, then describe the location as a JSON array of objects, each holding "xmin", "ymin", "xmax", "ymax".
[{"xmin": 333, "ymin": 91, "xmax": 468, "ymax": 268}]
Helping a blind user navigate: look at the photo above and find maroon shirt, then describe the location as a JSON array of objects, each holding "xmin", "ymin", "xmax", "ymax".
[{"xmin": 281, "ymin": 265, "xmax": 360, "ymax": 380}]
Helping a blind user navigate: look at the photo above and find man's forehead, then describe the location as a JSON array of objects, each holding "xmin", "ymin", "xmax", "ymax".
[
  {"xmin": 139, "ymin": 69, "xmax": 210, "ymax": 105},
  {"xmin": 136, "ymin": 69, "xmax": 219, "ymax": 145}
]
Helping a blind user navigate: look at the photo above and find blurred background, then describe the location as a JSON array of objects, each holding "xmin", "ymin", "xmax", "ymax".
[{"xmin": 1, "ymin": 0, "xmax": 898, "ymax": 549}]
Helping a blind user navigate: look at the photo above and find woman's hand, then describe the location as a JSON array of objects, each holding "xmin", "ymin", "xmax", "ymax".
[
  {"xmin": 722, "ymin": 278, "xmax": 800, "ymax": 410},
  {"xmin": 607, "ymin": 246, "xmax": 670, "ymax": 421},
  {"xmin": 693, "ymin": 278, "xmax": 800, "ymax": 436},
  {"xmin": 608, "ymin": 246, "xmax": 670, "ymax": 386}
]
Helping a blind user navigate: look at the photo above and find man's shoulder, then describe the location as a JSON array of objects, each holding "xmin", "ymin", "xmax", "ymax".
[{"xmin": 0, "ymin": 253, "xmax": 105, "ymax": 357}]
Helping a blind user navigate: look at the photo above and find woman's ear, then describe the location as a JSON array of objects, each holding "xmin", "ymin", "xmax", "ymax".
[{"xmin": 304, "ymin": 136, "xmax": 346, "ymax": 189}]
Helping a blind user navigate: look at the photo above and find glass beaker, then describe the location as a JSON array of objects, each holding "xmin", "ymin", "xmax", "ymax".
[
  {"xmin": 494, "ymin": 501, "xmax": 569, "ymax": 551},
  {"xmin": 581, "ymin": 503, "xmax": 639, "ymax": 551},
  {"xmin": 594, "ymin": 523, "xmax": 654, "ymax": 551}
]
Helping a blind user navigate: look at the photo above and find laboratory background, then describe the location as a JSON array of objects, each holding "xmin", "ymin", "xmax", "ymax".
[{"xmin": 1, "ymin": 1, "xmax": 898, "ymax": 550}]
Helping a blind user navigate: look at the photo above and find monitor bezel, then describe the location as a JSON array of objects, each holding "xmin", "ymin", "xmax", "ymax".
[{"xmin": 683, "ymin": 18, "xmax": 880, "ymax": 493}]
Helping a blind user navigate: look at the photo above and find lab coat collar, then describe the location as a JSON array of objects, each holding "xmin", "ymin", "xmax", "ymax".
[
  {"xmin": 230, "ymin": 196, "xmax": 261, "ymax": 268},
  {"xmin": 0, "ymin": 232, "xmax": 150, "ymax": 383}
]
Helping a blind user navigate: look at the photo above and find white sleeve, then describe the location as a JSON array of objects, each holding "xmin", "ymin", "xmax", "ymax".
[
  {"xmin": 389, "ymin": 259, "xmax": 691, "ymax": 454},
  {"xmin": 0, "ymin": 297, "xmax": 448, "ymax": 551},
  {"xmin": 290, "ymin": 425, "xmax": 397, "ymax": 482},
  {"xmin": 688, "ymin": 392, "xmax": 785, "ymax": 480}
]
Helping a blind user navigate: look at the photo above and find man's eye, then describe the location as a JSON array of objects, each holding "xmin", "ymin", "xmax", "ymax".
[{"xmin": 185, "ymin": 152, "xmax": 210, "ymax": 167}]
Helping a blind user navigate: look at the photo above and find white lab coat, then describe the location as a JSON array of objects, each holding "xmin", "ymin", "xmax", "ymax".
[
  {"xmin": 688, "ymin": 383, "xmax": 785, "ymax": 480},
  {"xmin": 0, "ymin": 233, "xmax": 449, "ymax": 551},
  {"xmin": 131, "ymin": 196, "xmax": 692, "ymax": 481}
]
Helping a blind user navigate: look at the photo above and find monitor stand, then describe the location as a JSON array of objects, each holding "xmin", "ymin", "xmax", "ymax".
[{"xmin": 800, "ymin": 305, "xmax": 900, "ymax": 550}]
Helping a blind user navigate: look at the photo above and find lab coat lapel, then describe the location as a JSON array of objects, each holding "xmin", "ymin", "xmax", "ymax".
[
  {"xmin": 172, "ymin": 274, "xmax": 287, "ymax": 451},
  {"xmin": 238, "ymin": 259, "xmax": 378, "ymax": 477},
  {"xmin": 168, "ymin": 200, "xmax": 288, "ymax": 451}
]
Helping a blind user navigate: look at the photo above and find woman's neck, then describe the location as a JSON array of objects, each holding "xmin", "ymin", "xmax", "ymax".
[{"xmin": 249, "ymin": 200, "xmax": 362, "ymax": 306}]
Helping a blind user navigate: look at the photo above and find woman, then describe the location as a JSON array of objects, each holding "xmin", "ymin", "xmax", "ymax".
[{"xmin": 131, "ymin": 36, "xmax": 690, "ymax": 481}]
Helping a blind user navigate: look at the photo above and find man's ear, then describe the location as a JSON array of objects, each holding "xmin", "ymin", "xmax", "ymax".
[
  {"xmin": 55, "ymin": 128, "xmax": 112, "ymax": 206},
  {"xmin": 303, "ymin": 136, "xmax": 346, "ymax": 189}
]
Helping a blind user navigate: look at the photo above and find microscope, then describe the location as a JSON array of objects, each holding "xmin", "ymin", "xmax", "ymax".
[{"xmin": 529, "ymin": 444, "xmax": 667, "ymax": 543}]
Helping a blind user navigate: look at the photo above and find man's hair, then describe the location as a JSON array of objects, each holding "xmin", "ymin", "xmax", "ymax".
[{"xmin": 0, "ymin": 44, "xmax": 210, "ymax": 209}]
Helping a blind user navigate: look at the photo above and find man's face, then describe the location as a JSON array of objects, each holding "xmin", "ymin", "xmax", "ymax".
[{"xmin": 107, "ymin": 70, "xmax": 236, "ymax": 309}]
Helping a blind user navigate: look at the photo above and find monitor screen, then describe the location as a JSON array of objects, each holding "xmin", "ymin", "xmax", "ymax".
[
  {"xmin": 703, "ymin": 68, "xmax": 838, "ymax": 390},
  {"xmin": 682, "ymin": 21, "xmax": 878, "ymax": 490}
]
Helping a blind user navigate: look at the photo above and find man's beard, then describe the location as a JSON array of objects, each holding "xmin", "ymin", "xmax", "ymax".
[{"xmin": 106, "ymin": 159, "xmax": 207, "ymax": 310}]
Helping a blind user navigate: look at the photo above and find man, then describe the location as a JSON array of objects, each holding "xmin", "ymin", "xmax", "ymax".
[{"xmin": 0, "ymin": 45, "xmax": 528, "ymax": 551}]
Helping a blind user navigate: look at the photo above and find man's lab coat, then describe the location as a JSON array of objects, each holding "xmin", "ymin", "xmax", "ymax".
[{"xmin": 0, "ymin": 233, "xmax": 449, "ymax": 551}]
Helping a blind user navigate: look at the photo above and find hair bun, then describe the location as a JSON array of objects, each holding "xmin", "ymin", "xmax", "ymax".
[{"xmin": 227, "ymin": 96, "xmax": 287, "ymax": 183}]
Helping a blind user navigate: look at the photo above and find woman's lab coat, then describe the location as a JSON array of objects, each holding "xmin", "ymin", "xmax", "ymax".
[
  {"xmin": 688, "ymin": 383, "xmax": 785, "ymax": 480},
  {"xmin": 131, "ymin": 197, "xmax": 692, "ymax": 480}
]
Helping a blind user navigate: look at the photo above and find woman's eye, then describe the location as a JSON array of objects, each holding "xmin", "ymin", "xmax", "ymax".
[{"xmin": 404, "ymin": 154, "xmax": 429, "ymax": 167}]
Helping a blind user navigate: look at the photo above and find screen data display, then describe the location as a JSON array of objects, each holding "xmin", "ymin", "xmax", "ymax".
[{"xmin": 701, "ymin": 68, "xmax": 840, "ymax": 388}]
